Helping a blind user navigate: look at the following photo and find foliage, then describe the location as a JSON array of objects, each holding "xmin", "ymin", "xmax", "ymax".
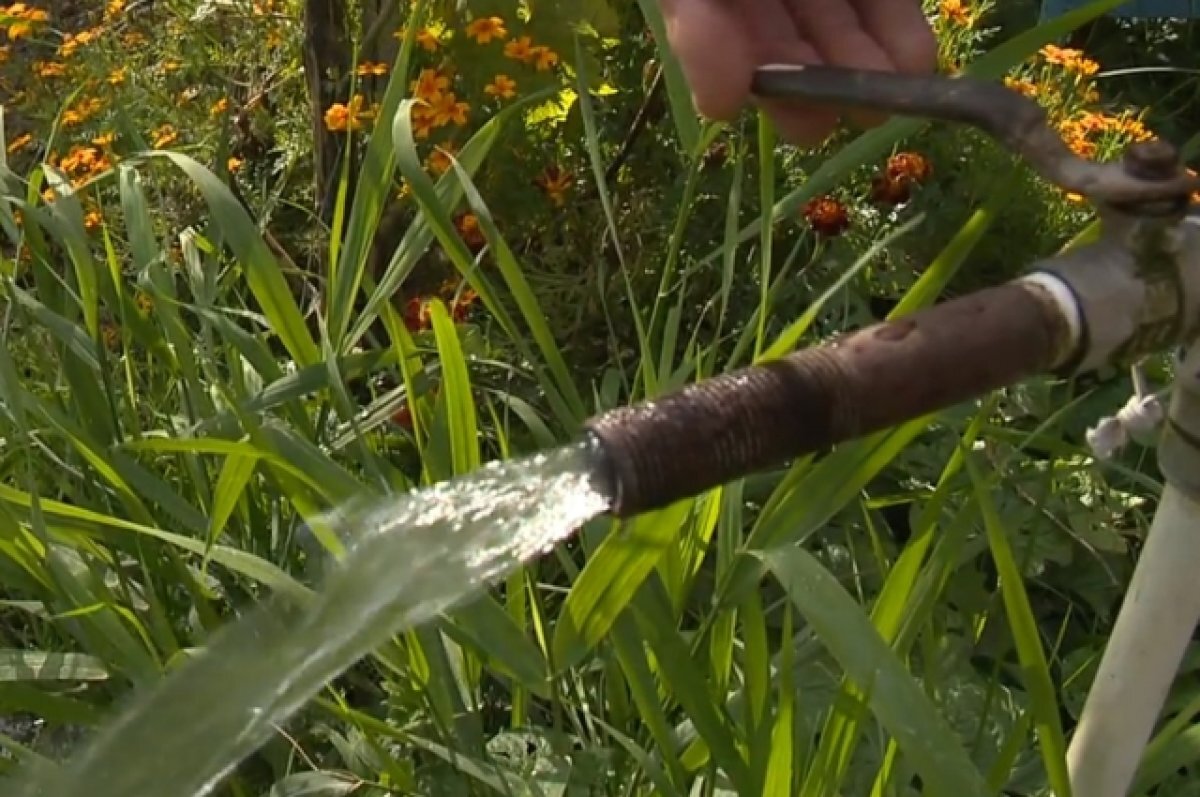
[{"xmin": 0, "ymin": 0, "xmax": 1198, "ymax": 794}]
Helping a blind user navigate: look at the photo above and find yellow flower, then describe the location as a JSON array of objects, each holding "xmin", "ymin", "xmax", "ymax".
[
  {"xmin": 227, "ymin": 156, "xmax": 243, "ymax": 172},
  {"xmin": 465, "ymin": 16, "xmax": 506, "ymax": 44},
  {"xmin": 84, "ymin": 210, "xmax": 103, "ymax": 230},
  {"xmin": 531, "ymin": 45, "xmax": 559, "ymax": 72},
  {"xmin": 356, "ymin": 61, "xmax": 389, "ymax": 76},
  {"xmin": 484, "ymin": 74, "xmax": 517, "ymax": 99},
  {"xmin": 92, "ymin": 131, "xmax": 116, "ymax": 147},
  {"xmin": 107, "ymin": 66, "xmax": 126, "ymax": 85},
  {"xmin": 152, "ymin": 124, "xmax": 179, "ymax": 148},
  {"xmin": 210, "ymin": 97, "xmax": 230, "ymax": 115},
  {"xmin": 6, "ymin": 132, "xmax": 32, "ymax": 154},
  {"xmin": 104, "ymin": 0, "xmax": 124, "ymax": 19}
]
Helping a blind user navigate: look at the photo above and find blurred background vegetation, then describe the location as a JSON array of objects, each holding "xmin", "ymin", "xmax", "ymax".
[{"xmin": 0, "ymin": 0, "xmax": 1199, "ymax": 794}]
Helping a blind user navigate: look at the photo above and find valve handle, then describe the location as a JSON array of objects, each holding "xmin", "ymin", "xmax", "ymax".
[{"xmin": 751, "ymin": 64, "xmax": 1200, "ymax": 208}]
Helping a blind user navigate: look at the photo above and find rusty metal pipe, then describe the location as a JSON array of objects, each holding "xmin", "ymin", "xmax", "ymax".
[{"xmin": 585, "ymin": 279, "xmax": 1078, "ymax": 518}]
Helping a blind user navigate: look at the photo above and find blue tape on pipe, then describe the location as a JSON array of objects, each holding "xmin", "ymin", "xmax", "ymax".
[{"xmin": 1041, "ymin": 0, "xmax": 1200, "ymax": 18}]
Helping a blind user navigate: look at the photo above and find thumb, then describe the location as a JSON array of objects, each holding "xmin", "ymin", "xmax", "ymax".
[{"xmin": 658, "ymin": 0, "xmax": 755, "ymax": 122}]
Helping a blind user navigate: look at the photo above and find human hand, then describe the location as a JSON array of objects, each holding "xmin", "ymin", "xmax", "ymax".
[{"xmin": 658, "ymin": 0, "xmax": 937, "ymax": 145}]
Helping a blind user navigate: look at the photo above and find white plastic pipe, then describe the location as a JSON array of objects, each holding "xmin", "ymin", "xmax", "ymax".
[{"xmin": 1066, "ymin": 483, "xmax": 1200, "ymax": 797}]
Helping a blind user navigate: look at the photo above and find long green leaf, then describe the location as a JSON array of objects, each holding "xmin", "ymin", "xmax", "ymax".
[{"xmin": 766, "ymin": 545, "xmax": 991, "ymax": 797}]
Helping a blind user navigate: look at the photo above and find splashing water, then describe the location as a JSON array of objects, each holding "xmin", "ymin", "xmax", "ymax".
[{"xmin": 12, "ymin": 439, "xmax": 611, "ymax": 797}]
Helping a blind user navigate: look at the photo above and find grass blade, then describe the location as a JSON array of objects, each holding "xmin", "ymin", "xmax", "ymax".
[{"xmin": 765, "ymin": 545, "xmax": 991, "ymax": 797}]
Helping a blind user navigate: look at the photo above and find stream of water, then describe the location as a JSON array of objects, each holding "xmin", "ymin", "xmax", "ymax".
[{"xmin": 11, "ymin": 439, "xmax": 611, "ymax": 797}]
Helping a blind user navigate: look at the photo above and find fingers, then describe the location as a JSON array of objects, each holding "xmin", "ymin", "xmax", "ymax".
[
  {"xmin": 850, "ymin": 0, "xmax": 938, "ymax": 75},
  {"xmin": 744, "ymin": 1, "xmax": 839, "ymax": 145},
  {"xmin": 658, "ymin": 0, "xmax": 938, "ymax": 147},
  {"xmin": 658, "ymin": 0, "xmax": 755, "ymax": 122},
  {"xmin": 784, "ymin": 0, "xmax": 895, "ymax": 129}
]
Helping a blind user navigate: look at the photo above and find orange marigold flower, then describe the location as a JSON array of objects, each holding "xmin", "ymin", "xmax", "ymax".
[
  {"xmin": 455, "ymin": 212, "xmax": 485, "ymax": 251},
  {"xmin": 58, "ymin": 27, "xmax": 102, "ymax": 58},
  {"xmin": 412, "ymin": 68, "xmax": 449, "ymax": 101},
  {"xmin": 396, "ymin": 26, "xmax": 442, "ymax": 51},
  {"xmin": 465, "ymin": 15, "xmax": 506, "ymax": 45},
  {"xmin": 887, "ymin": 151, "xmax": 932, "ymax": 183},
  {"xmin": 58, "ymin": 144, "xmax": 105, "ymax": 177},
  {"xmin": 6, "ymin": 132, "xmax": 32, "ymax": 154},
  {"xmin": 534, "ymin": 165, "xmax": 573, "ymax": 207},
  {"xmin": 34, "ymin": 60, "xmax": 66, "ymax": 77},
  {"xmin": 390, "ymin": 401, "xmax": 413, "ymax": 430},
  {"xmin": 356, "ymin": 61, "xmax": 389, "ymax": 76},
  {"xmin": 427, "ymin": 92, "xmax": 469, "ymax": 127},
  {"xmin": 1003, "ymin": 76, "xmax": 1039, "ymax": 98},
  {"xmin": 100, "ymin": 320, "xmax": 120, "ymax": 350},
  {"xmin": 1039, "ymin": 44, "xmax": 1099, "ymax": 76},
  {"xmin": 403, "ymin": 296, "xmax": 433, "ymax": 332},
  {"xmin": 324, "ymin": 94, "xmax": 372, "ymax": 132},
  {"xmin": 8, "ymin": 22, "xmax": 32, "ymax": 40},
  {"xmin": 151, "ymin": 124, "xmax": 178, "ymax": 148},
  {"xmin": 802, "ymin": 195, "xmax": 850, "ymax": 237},
  {"xmin": 62, "ymin": 97, "xmax": 104, "ymax": 126},
  {"xmin": 939, "ymin": 0, "xmax": 973, "ymax": 26},
  {"xmin": 870, "ymin": 173, "xmax": 912, "ymax": 206},
  {"xmin": 503, "ymin": 35, "xmax": 535, "ymax": 63},
  {"xmin": 530, "ymin": 45, "xmax": 559, "ymax": 71},
  {"xmin": 451, "ymin": 286, "xmax": 479, "ymax": 323},
  {"xmin": 427, "ymin": 144, "xmax": 457, "ymax": 175},
  {"xmin": 484, "ymin": 74, "xmax": 517, "ymax": 99}
]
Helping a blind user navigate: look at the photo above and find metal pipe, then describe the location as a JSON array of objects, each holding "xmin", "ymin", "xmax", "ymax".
[{"xmin": 586, "ymin": 278, "xmax": 1079, "ymax": 517}]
